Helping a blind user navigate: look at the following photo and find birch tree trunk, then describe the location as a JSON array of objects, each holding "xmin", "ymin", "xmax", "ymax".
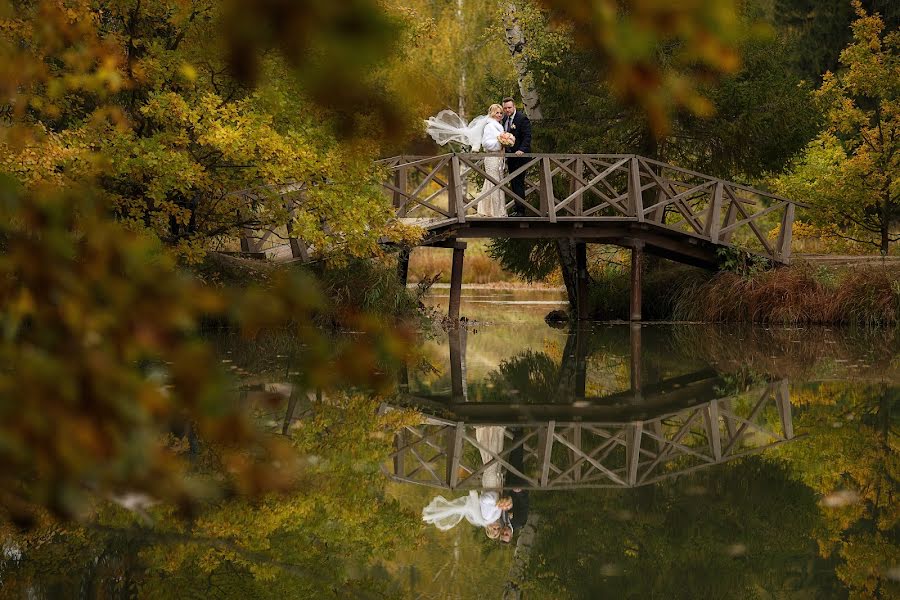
[
  {"xmin": 503, "ymin": 2, "xmax": 542, "ymax": 120},
  {"xmin": 457, "ymin": 0, "xmax": 467, "ymax": 118},
  {"xmin": 502, "ymin": 513, "xmax": 540, "ymax": 600}
]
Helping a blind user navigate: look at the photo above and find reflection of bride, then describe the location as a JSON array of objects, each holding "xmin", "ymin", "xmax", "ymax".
[
  {"xmin": 424, "ymin": 105, "xmax": 507, "ymax": 218},
  {"xmin": 421, "ymin": 425, "xmax": 507, "ymax": 534}
]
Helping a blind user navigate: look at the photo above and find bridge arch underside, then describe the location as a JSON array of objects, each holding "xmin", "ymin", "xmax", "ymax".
[{"xmin": 422, "ymin": 219, "xmax": 722, "ymax": 270}]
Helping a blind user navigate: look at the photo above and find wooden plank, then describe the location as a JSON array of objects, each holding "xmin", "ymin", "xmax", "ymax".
[
  {"xmin": 555, "ymin": 157, "xmax": 630, "ymax": 213},
  {"xmin": 626, "ymin": 422, "xmax": 643, "ymax": 486},
  {"xmin": 552, "ymin": 428, "xmax": 627, "ymax": 486},
  {"xmin": 629, "ymin": 157, "xmax": 644, "ymax": 221},
  {"xmin": 541, "ymin": 157, "xmax": 556, "ymax": 222},
  {"xmin": 706, "ymin": 181, "xmax": 724, "ymax": 243},
  {"xmin": 448, "ymin": 155, "xmax": 465, "ymax": 223},
  {"xmin": 393, "ymin": 166, "xmax": 408, "ymax": 217},
  {"xmin": 778, "ymin": 203, "xmax": 795, "ymax": 262},
  {"xmin": 721, "ymin": 187, "xmax": 776, "ymax": 256},
  {"xmin": 540, "ymin": 421, "xmax": 556, "ymax": 487},
  {"xmin": 775, "ymin": 379, "xmax": 793, "ymax": 440},
  {"xmin": 447, "ymin": 423, "xmax": 465, "ymax": 489},
  {"xmin": 704, "ymin": 400, "xmax": 722, "ymax": 460}
]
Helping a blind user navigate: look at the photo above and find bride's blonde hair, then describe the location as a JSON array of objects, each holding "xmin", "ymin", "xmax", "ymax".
[{"xmin": 488, "ymin": 103, "xmax": 503, "ymax": 118}]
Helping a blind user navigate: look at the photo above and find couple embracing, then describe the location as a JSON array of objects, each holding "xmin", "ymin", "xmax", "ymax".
[
  {"xmin": 421, "ymin": 425, "xmax": 529, "ymax": 544},
  {"xmin": 424, "ymin": 97, "xmax": 532, "ymax": 217}
]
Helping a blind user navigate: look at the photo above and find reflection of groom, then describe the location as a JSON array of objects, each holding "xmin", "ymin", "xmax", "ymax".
[
  {"xmin": 500, "ymin": 427, "xmax": 530, "ymax": 543},
  {"xmin": 501, "ymin": 97, "xmax": 532, "ymax": 216}
]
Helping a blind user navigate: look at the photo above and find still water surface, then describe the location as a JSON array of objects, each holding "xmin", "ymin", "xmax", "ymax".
[
  {"xmin": 1, "ymin": 287, "xmax": 897, "ymax": 599},
  {"xmin": 387, "ymin": 287, "xmax": 899, "ymax": 599}
]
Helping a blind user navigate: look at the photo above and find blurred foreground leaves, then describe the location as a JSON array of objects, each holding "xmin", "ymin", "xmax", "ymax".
[{"xmin": 0, "ymin": 177, "xmax": 417, "ymax": 526}]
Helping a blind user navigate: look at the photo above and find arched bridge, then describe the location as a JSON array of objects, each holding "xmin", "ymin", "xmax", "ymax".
[{"xmin": 379, "ymin": 153, "xmax": 806, "ymax": 320}]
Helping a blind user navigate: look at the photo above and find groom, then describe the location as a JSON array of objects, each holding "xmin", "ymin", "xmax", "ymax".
[{"xmin": 501, "ymin": 97, "xmax": 532, "ymax": 217}]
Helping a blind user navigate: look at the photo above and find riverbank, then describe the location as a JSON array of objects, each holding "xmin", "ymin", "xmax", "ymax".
[{"xmin": 590, "ymin": 261, "xmax": 900, "ymax": 326}]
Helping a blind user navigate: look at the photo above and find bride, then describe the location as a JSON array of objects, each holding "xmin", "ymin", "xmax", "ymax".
[{"xmin": 424, "ymin": 104, "xmax": 507, "ymax": 217}]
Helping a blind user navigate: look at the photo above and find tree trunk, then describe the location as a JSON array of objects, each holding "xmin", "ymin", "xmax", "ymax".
[
  {"xmin": 503, "ymin": 3, "xmax": 542, "ymax": 120},
  {"xmin": 457, "ymin": 0, "xmax": 467, "ymax": 119},
  {"xmin": 555, "ymin": 238, "xmax": 578, "ymax": 309},
  {"xmin": 502, "ymin": 513, "xmax": 540, "ymax": 600}
]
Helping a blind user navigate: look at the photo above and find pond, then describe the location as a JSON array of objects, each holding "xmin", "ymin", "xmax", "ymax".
[
  {"xmin": 386, "ymin": 287, "xmax": 899, "ymax": 599},
  {"xmin": 1, "ymin": 287, "xmax": 897, "ymax": 599}
]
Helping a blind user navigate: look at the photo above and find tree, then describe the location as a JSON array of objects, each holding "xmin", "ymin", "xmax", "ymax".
[
  {"xmin": 489, "ymin": 1, "xmax": 820, "ymax": 293},
  {"xmin": 773, "ymin": 0, "xmax": 900, "ymax": 84},
  {"xmin": 774, "ymin": 2, "xmax": 900, "ymax": 254},
  {"xmin": 0, "ymin": 0, "xmax": 423, "ymax": 524}
]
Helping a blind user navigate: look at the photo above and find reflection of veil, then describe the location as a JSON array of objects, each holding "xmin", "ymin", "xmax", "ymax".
[
  {"xmin": 424, "ymin": 110, "xmax": 491, "ymax": 151},
  {"xmin": 422, "ymin": 490, "xmax": 500, "ymax": 531}
]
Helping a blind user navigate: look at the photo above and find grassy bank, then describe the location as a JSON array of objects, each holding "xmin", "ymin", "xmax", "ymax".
[
  {"xmin": 408, "ymin": 239, "xmax": 529, "ymax": 285},
  {"xmin": 589, "ymin": 260, "xmax": 900, "ymax": 326},
  {"xmin": 194, "ymin": 252, "xmax": 429, "ymax": 327}
]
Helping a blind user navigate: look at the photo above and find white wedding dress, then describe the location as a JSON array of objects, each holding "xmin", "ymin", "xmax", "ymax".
[
  {"xmin": 421, "ymin": 424, "xmax": 507, "ymax": 532},
  {"xmin": 477, "ymin": 120, "xmax": 507, "ymax": 217},
  {"xmin": 422, "ymin": 490, "xmax": 502, "ymax": 531}
]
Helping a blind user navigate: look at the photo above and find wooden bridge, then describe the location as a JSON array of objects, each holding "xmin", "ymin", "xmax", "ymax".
[
  {"xmin": 382, "ymin": 378, "xmax": 795, "ymax": 491},
  {"xmin": 379, "ymin": 153, "xmax": 806, "ymax": 320},
  {"xmin": 385, "ymin": 323, "xmax": 798, "ymax": 491}
]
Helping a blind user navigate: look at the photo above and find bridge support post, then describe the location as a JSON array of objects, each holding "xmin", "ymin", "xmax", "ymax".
[
  {"xmin": 630, "ymin": 244, "xmax": 643, "ymax": 321},
  {"xmin": 575, "ymin": 242, "xmax": 589, "ymax": 320},
  {"xmin": 630, "ymin": 323, "xmax": 642, "ymax": 401},
  {"xmin": 397, "ymin": 248, "xmax": 410, "ymax": 287},
  {"xmin": 448, "ymin": 242, "xmax": 466, "ymax": 323},
  {"xmin": 449, "ymin": 326, "xmax": 465, "ymax": 401}
]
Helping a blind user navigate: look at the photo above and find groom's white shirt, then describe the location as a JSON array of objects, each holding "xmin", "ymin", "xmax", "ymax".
[{"xmin": 504, "ymin": 110, "xmax": 516, "ymax": 132}]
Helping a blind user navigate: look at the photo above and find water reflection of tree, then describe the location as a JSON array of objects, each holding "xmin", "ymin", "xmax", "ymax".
[
  {"xmin": 0, "ymin": 395, "xmax": 421, "ymax": 599},
  {"xmin": 775, "ymin": 383, "xmax": 900, "ymax": 599},
  {"xmin": 526, "ymin": 459, "xmax": 840, "ymax": 599},
  {"xmin": 471, "ymin": 351, "xmax": 562, "ymax": 404}
]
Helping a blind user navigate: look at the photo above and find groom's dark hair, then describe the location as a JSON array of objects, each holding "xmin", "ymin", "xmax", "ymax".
[{"xmin": 502, "ymin": 97, "xmax": 515, "ymax": 104}]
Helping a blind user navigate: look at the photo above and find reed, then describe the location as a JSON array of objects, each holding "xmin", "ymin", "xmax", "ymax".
[
  {"xmin": 407, "ymin": 239, "xmax": 521, "ymax": 284},
  {"xmin": 670, "ymin": 263, "xmax": 900, "ymax": 326}
]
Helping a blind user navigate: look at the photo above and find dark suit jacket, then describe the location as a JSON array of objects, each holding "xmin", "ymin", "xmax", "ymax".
[
  {"xmin": 505, "ymin": 489, "xmax": 529, "ymax": 532},
  {"xmin": 502, "ymin": 111, "xmax": 532, "ymax": 154}
]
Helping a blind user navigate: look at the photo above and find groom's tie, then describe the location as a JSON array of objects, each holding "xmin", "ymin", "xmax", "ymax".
[{"xmin": 504, "ymin": 117, "xmax": 510, "ymax": 133}]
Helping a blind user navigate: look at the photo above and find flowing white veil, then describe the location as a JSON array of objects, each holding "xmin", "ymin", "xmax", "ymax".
[
  {"xmin": 422, "ymin": 490, "xmax": 497, "ymax": 531},
  {"xmin": 424, "ymin": 110, "xmax": 492, "ymax": 151}
]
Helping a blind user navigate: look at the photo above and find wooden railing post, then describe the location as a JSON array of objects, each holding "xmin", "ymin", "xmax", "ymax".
[
  {"xmin": 626, "ymin": 422, "xmax": 643, "ymax": 486},
  {"xmin": 706, "ymin": 181, "xmax": 724, "ymax": 243},
  {"xmin": 720, "ymin": 193, "xmax": 739, "ymax": 244},
  {"xmin": 392, "ymin": 163, "xmax": 408, "ymax": 217},
  {"xmin": 571, "ymin": 158, "xmax": 584, "ymax": 216},
  {"xmin": 775, "ymin": 378, "xmax": 793, "ymax": 440},
  {"xmin": 448, "ymin": 154, "xmax": 465, "ymax": 223},
  {"xmin": 628, "ymin": 157, "xmax": 644, "ymax": 221},
  {"xmin": 539, "ymin": 157, "xmax": 555, "ymax": 221},
  {"xmin": 777, "ymin": 202, "xmax": 795, "ymax": 262}
]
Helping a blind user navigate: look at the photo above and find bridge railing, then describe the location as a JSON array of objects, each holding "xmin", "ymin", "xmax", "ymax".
[
  {"xmin": 377, "ymin": 154, "xmax": 807, "ymax": 263},
  {"xmin": 381, "ymin": 379, "xmax": 795, "ymax": 491}
]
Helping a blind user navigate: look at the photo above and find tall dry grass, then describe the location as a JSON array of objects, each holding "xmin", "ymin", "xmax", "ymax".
[
  {"xmin": 671, "ymin": 263, "xmax": 900, "ymax": 326},
  {"xmin": 407, "ymin": 239, "xmax": 521, "ymax": 284}
]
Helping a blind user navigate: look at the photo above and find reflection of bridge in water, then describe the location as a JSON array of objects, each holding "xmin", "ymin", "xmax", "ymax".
[{"xmin": 384, "ymin": 325, "xmax": 797, "ymax": 491}]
